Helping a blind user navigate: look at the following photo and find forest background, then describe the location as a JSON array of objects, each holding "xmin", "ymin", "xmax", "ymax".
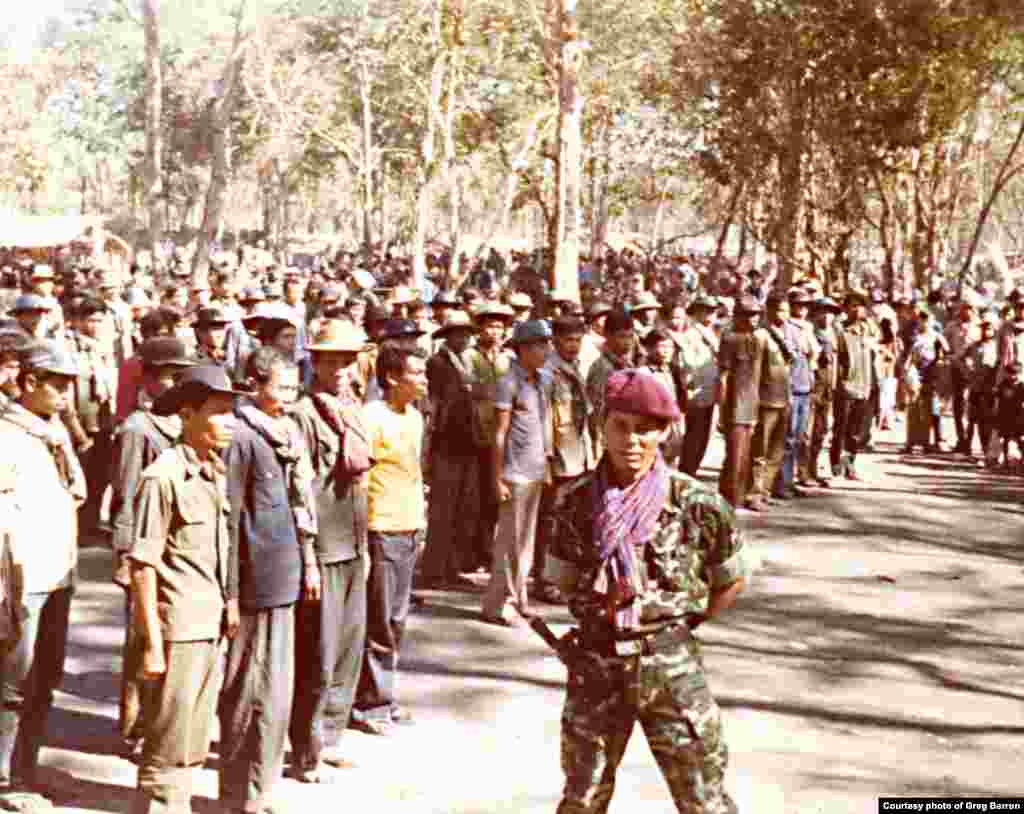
[{"xmin": 2, "ymin": 0, "xmax": 1024, "ymax": 293}]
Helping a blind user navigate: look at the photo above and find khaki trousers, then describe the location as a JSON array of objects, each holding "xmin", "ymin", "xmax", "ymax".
[
  {"xmin": 482, "ymin": 480, "xmax": 544, "ymax": 619},
  {"xmin": 718, "ymin": 424, "xmax": 754, "ymax": 508},
  {"xmin": 749, "ymin": 405, "xmax": 788, "ymax": 498},
  {"xmin": 135, "ymin": 639, "xmax": 221, "ymax": 814}
]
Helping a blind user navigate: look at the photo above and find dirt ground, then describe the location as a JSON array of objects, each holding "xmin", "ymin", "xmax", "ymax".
[{"xmin": 38, "ymin": 418, "xmax": 1024, "ymax": 813}]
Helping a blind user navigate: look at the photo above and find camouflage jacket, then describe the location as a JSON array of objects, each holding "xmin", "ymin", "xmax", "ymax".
[{"xmin": 544, "ymin": 466, "xmax": 753, "ymax": 628}]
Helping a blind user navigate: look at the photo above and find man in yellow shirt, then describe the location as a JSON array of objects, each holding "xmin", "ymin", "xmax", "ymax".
[{"xmin": 351, "ymin": 345, "xmax": 427, "ymax": 734}]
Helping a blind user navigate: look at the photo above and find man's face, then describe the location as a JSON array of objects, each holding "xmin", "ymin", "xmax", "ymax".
[
  {"xmin": 791, "ymin": 302, "xmax": 808, "ymax": 320},
  {"xmin": 477, "ymin": 318, "xmax": 505, "ymax": 348},
  {"xmin": 768, "ymin": 303, "xmax": 789, "ymax": 325},
  {"xmin": 628, "ymin": 274, "xmax": 645, "ymax": 293},
  {"xmin": 604, "ymin": 410, "xmax": 668, "ymax": 484},
  {"xmin": 199, "ymin": 325, "xmax": 228, "ymax": 351},
  {"xmin": 32, "ymin": 279, "xmax": 54, "ymax": 297},
  {"xmin": 253, "ymin": 363, "xmax": 300, "ymax": 417},
  {"xmin": 635, "ymin": 308, "xmax": 657, "ymax": 328},
  {"xmin": 847, "ymin": 303, "xmax": 866, "ymax": 323},
  {"xmin": 606, "ymin": 328, "xmax": 635, "ymax": 359},
  {"xmin": 517, "ymin": 339, "xmax": 550, "ymax": 372},
  {"xmin": 981, "ymin": 323, "xmax": 994, "ymax": 340},
  {"xmin": 0, "ymin": 352, "xmax": 19, "ymax": 391},
  {"xmin": 285, "ymin": 281, "xmax": 303, "ymax": 305},
  {"xmin": 555, "ymin": 332, "xmax": 583, "ymax": 363},
  {"xmin": 667, "ymin": 307, "xmax": 687, "ymax": 331},
  {"xmin": 591, "ymin": 315, "xmax": 607, "ymax": 335},
  {"xmin": 273, "ymin": 326, "xmax": 298, "ymax": 356},
  {"xmin": 446, "ymin": 328, "xmax": 473, "ymax": 354},
  {"xmin": 81, "ymin": 313, "xmax": 106, "ymax": 339},
  {"xmin": 695, "ymin": 307, "xmax": 715, "ymax": 327},
  {"xmin": 22, "ymin": 372, "xmax": 74, "ymax": 418},
  {"xmin": 649, "ymin": 339, "xmax": 675, "ymax": 367},
  {"xmin": 143, "ymin": 365, "xmax": 183, "ymax": 400},
  {"xmin": 214, "ymin": 281, "xmax": 236, "ymax": 301},
  {"xmin": 16, "ymin": 310, "xmax": 46, "ymax": 337},
  {"xmin": 182, "ymin": 393, "xmax": 236, "ymax": 452},
  {"xmin": 313, "ymin": 351, "xmax": 358, "ymax": 396},
  {"xmin": 99, "ymin": 286, "xmax": 118, "ymax": 302},
  {"xmin": 389, "ymin": 354, "xmax": 428, "ymax": 403}
]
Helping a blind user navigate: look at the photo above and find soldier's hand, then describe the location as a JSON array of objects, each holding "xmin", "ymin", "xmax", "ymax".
[
  {"xmin": 224, "ymin": 599, "xmax": 240, "ymax": 639},
  {"xmin": 303, "ymin": 566, "xmax": 322, "ymax": 602},
  {"xmin": 113, "ymin": 553, "xmax": 132, "ymax": 589},
  {"xmin": 141, "ymin": 643, "xmax": 166, "ymax": 680},
  {"xmin": 496, "ymin": 479, "xmax": 511, "ymax": 503}
]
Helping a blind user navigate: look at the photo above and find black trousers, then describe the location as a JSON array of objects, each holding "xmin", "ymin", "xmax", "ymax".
[
  {"xmin": 473, "ymin": 449, "xmax": 499, "ymax": 570},
  {"xmin": 952, "ymin": 368, "xmax": 970, "ymax": 446},
  {"xmin": 353, "ymin": 532, "xmax": 417, "ymax": 721},
  {"xmin": 681, "ymin": 404, "xmax": 715, "ymax": 477},
  {"xmin": 218, "ymin": 604, "xmax": 295, "ymax": 812},
  {"xmin": 830, "ymin": 390, "xmax": 870, "ymax": 472},
  {"xmin": 289, "ymin": 558, "xmax": 366, "ymax": 771}
]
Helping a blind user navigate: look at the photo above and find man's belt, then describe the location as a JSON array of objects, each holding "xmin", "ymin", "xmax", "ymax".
[{"xmin": 579, "ymin": 619, "xmax": 701, "ymax": 658}]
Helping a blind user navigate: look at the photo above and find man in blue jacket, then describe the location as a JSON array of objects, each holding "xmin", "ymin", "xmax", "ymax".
[{"xmin": 221, "ymin": 347, "xmax": 318, "ymax": 813}]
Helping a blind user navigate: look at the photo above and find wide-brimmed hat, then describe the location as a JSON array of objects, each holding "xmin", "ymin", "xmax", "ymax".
[
  {"xmin": 351, "ymin": 269, "xmax": 376, "ymax": 290},
  {"xmin": 473, "ymin": 302, "xmax": 515, "ymax": 323},
  {"xmin": 238, "ymin": 285, "xmax": 266, "ymax": 304},
  {"xmin": 431, "ymin": 290, "xmax": 461, "ymax": 307},
  {"xmin": 844, "ymin": 289, "xmax": 870, "ymax": 307},
  {"xmin": 687, "ymin": 294, "xmax": 718, "ymax": 313},
  {"xmin": 242, "ymin": 303, "xmax": 296, "ymax": 332},
  {"xmin": 734, "ymin": 295, "xmax": 763, "ymax": 316},
  {"xmin": 812, "ymin": 297, "xmax": 842, "ymax": 314},
  {"xmin": 20, "ymin": 340, "xmax": 78, "ymax": 377},
  {"xmin": 193, "ymin": 307, "xmax": 233, "ymax": 327},
  {"xmin": 586, "ymin": 301, "xmax": 613, "ymax": 320},
  {"xmin": 139, "ymin": 337, "xmax": 195, "ymax": 369},
  {"xmin": 379, "ymin": 318, "xmax": 426, "ymax": 340},
  {"xmin": 307, "ymin": 319, "xmax": 368, "ymax": 353},
  {"xmin": 630, "ymin": 292, "xmax": 660, "ymax": 313},
  {"xmin": 433, "ymin": 310, "xmax": 476, "ymax": 338},
  {"xmin": 11, "ymin": 294, "xmax": 51, "ymax": 314},
  {"xmin": 787, "ymin": 287, "xmax": 814, "ymax": 305},
  {"xmin": 508, "ymin": 292, "xmax": 533, "ymax": 310},
  {"xmin": 30, "ymin": 265, "xmax": 55, "ymax": 280},
  {"xmin": 152, "ymin": 364, "xmax": 247, "ymax": 416},
  {"xmin": 507, "ymin": 319, "xmax": 552, "ymax": 347},
  {"xmin": 552, "ymin": 316, "xmax": 586, "ymax": 336}
]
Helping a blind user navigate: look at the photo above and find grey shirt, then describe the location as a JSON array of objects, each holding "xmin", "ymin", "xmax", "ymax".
[{"xmin": 495, "ymin": 361, "xmax": 552, "ymax": 484}]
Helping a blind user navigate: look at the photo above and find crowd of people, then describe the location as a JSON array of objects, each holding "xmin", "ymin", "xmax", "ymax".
[{"xmin": 0, "ymin": 241, "xmax": 1018, "ymax": 813}]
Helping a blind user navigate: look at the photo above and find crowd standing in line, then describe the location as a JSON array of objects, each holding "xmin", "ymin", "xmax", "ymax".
[{"xmin": 0, "ymin": 240, "xmax": 1018, "ymax": 813}]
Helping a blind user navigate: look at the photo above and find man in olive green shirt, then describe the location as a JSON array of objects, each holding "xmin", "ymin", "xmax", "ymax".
[{"xmin": 128, "ymin": 365, "xmax": 244, "ymax": 814}]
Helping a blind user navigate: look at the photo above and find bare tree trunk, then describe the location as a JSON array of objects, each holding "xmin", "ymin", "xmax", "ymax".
[
  {"xmin": 143, "ymin": 0, "xmax": 164, "ymax": 262},
  {"xmin": 713, "ymin": 182, "xmax": 745, "ymax": 263},
  {"xmin": 411, "ymin": 3, "xmax": 446, "ymax": 290},
  {"xmin": 549, "ymin": 0, "xmax": 585, "ymax": 303},
  {"xmin": 193, "ymin": 3, "xmax": 248, "ymax": 281},
  {"xmin": 358, "ymin": 60, "xmax": 375, "ymax": 262},
  {"xmin": 958, "ymin": 116, "xmax": 1024, "ymax": 291}
]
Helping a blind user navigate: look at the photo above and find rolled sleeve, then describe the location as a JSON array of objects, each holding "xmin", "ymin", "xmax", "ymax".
[
  {"xmin": 110, "ymin": 429, "xmax": 148, "ymax": 553},
  {"xmin": 127, "ymin": 475, "xmax": 171, "ymax": 569},
  {"xmin": 494, "ymin": 371, "xmax": 517, "ymax": 410},
  {"xmin": 708, "ymin": 543, "xmax": 757, "ymax": 589}
]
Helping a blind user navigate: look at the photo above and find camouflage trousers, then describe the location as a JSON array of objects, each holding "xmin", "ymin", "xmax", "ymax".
[{"xmin": 557, "ymin": 640, "xmax": 736, "ymax": 814}]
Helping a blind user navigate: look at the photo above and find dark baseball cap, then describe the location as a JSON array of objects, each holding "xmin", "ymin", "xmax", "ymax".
[{"xmin": 152, "ymin": 364, "xmax": 247, "ymax": 416}]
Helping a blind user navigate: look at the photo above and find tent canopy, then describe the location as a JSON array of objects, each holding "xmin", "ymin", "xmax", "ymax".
[{"xmin": 0, "ymin": 214, "xmax": 105, "ymax": 249}]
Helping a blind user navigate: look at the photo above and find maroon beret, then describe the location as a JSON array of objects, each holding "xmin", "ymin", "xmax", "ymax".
[{"xmin": 605, "ymin": 369, "xmax": 680, "ymax": 422}]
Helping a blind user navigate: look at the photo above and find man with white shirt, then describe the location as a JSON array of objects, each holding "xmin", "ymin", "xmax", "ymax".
[{"xmin": 0, "ymin": 341, "xmax": 85, "ymax": 811}]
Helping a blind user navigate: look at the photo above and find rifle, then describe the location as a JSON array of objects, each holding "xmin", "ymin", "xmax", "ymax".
[{"xmin": 529, "ymin": 617, "xmax": 617, "ymax": 696}]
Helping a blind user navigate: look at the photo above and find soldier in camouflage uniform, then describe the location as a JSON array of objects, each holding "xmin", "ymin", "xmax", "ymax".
[{"xmin": 544, "ymin": 369, "xmax": 753, "ymax": 814}]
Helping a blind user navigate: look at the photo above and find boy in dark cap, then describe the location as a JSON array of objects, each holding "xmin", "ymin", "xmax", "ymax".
[
  {"xmin": 109, "ymin": 338, "xmax": 194, "ymax": 756},
  {"xmin": 126, "ymin": 366, "xmax": 244, "ymax": 814}
]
